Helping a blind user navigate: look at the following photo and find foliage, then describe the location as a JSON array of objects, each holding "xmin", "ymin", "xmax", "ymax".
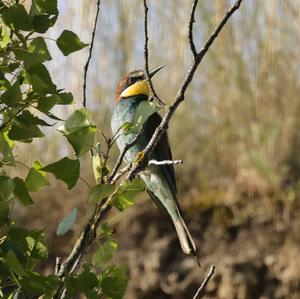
[{"xmin": 0, "ymin": 1, "xmax": 138, "ymax": 298}]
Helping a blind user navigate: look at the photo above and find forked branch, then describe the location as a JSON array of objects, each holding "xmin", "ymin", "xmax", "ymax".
[{"xmin": 127, "ymin": 0, "xmax": 244, "ymax": 180}]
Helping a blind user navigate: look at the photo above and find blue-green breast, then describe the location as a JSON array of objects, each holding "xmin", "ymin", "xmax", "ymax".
[{"xmin": 111, "ymin": 95, "xmax": 148, "ymax": 163}]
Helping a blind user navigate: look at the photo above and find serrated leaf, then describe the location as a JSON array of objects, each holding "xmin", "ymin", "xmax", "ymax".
[
  {"xmin": 65, "ymin": 266, "xmax": 98, "ymax": 297},
  {"xmin": 14, "ymin": 37, "xmax": 51, "ymax": 68},
  {"xmin": 101, "ymin": 266, "xmax": 128, "ymax": 299},
  {"xmin": 0, "ymin": 175, "xmax": 15, "ymax": 201},
  {"xmin": 0, "ymin": 24, "xmax": 11, "ymax": 48},
  {"xmin": 112, "ymin": 179, "xmax": 145, "ymax": 211},
  {"xmin": 59, "ymin": 108, "xmax": 96, "ymax": 156},
  {"xmin": 13, "ymin": 177, "xmax": 33, "ymax": 206},
  {"xmin": 56, "ymin": 30, "xmax": 88, "ymax": 56},
  {"xmin": 0, "ymin": 132, "xmax": 14, "ymax": 165},
  {"xmin": 127, "ymin": 101, "xmax": 160, "ymax": 134},
  {"xmin": 25, "ymin": 161, "xmax": 49, "ymax": 192},
  {"xmin": 89, "ymin": 183, "xmax": 115, "ymax": 203},
  {"xmin": 2, "ymin": 4, "xmax": 32, "ymax": 31},
  {"xmin": 56, "ymin": 208, "xmax": 77, "ymax": 236},
  {"xmin": 41, "ymin": 157, "xmax": 80, "ymax": 189},
  {"xmin": 0, "ymin": 81, "xmax": 22, "ymax": 105},
  {"xmin": 5, "ymin": 250, "xmax": 25, "ymax": 276},
  {"xmin": 92, "ymin": 239, "xmax": 118, "ymax": 267},
  {"xmin": 26, "ymin": 63, "xmax": 56, "ymax": 96}
]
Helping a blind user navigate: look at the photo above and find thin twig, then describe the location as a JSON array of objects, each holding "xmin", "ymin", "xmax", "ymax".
[
  {"xmin": 193, "ymin": 265, "xmax": 215, "ymax": 299},
  {"xmin": 55, "ymin": 257, "xmax": 62, "ymax": 275},
  {"xmin": 127, "ymin": 0, "xmax": 243, "ymax": 180},
  {"xmin": 108, "ymin": 127, "xmax": 144, "ymax": 182},
  {"xmin": 83, "ymin": 0, "xmax": 101, "ymax": 108},
  {"xmin": 148, "ymin": 159, "xmax": 183, "ymax": 166},
  {"xmin": 110, "ymin": 164, "xmax": 131, "ymax": 184},
  {"xmin": 189, "ymin": 0, "xmax": 199, "ymax": 58},
  {"xmin": 143, "ymin": 0, "xmax": 165, "ymax": 106}
]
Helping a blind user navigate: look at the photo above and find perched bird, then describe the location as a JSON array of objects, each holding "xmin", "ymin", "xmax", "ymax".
[{"xmin": 111, "ymin": 66, "xmax": 196, "ymax": 255}]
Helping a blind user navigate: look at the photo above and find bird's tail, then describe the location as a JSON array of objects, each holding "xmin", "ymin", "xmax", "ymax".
[{"xmin": 172, "ymin": 208, "xmax": 197, "ymax": 255}]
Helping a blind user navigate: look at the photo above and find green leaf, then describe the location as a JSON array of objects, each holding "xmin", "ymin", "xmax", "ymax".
[
  {"xmin": 25, "ymin": 235, "xmax": 48, "ymax": 260},
  {"xmin": 5, "ymin": 250, "xmax": 25, "ymax": 276},
  {"xmin": 89, "ymin": 183, "xmax": 115, "ymax": 203},
  {"xmin": 32, "ymin": 14, "xmax": 58, "ymax": 33},
  {"xmin": 41, "ymin": 157, "xmax": 80, "ymax": 189},
  {"xmin": 56, "ymin": 207, "xmax": 77, "ymax": 236},
  {"xmin": 25, "ymin": 161, "xmax": 49, "ymax": 192},
  {"xmin": 0, "ymin": 132, "xmax": 14, "ymax": 165},
  {"xmin": 101, "ymin": 266, "xmax": 128, "ymax": 299},
  {"xmin": 65, "ymin": 266, "xmax": 98, "ymax": 297},
  {"xmin": 8, "ymin": 111, "xmax": 45, "ymax": 141},
  {"xmin": 14, "ymin": 37, "xmax": 51, "ymax": 68},
  {"xmin": 92, "ymin": 239, "xmax": 118, "ymax": 267},
  {"xmin": 13, "ymin": 177, "xmax": 33, "ymax": 206},
  {"xmin": 21, "ymin": 272, "xmax": 59, "ymax": 297},
  {"xmin": 2, "ymin": 4, "xmax": 32, "ymax": 31},
  {"xmin": 57, "ymin": 92, "xmax": 73, "ymax": 104},
  {"xmin": 26, "ymin": 63, "xmax": 56, "ymax": 96},
  {"xmin": 33, "ymin": 0, "xmax": 58, "ymax": 15},
  {"xmin": 0, "ymin": 201, "xmax": 9, "ymax": 226},
  {"xmin": 112, "ymin": 179, "xmax": 145, "ymax": 211},
  {"xmin": 59, "ymin": 108, "xmax": 96, "ymax": 156},
  {"xmin": 56, "ymin": 30, "xmax": 88, "ymax": 56},
  {"xmin": 0, "ymin": 81, "xmax": 22, "ymax": 105},
  {"xmin": 0, "ymin": 24, "xmax": 11, "ymax": 48},
  {"xmin": 127, "ymin": 101, "xmax": 160, "ymax": 134},
  {"xmin": 0, "ymin": 175, "xmax": 14, "ymax": 201}
]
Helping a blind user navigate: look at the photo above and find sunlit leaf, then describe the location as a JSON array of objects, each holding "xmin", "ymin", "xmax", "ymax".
[
  {"xmin": 56, "ymin": 207, "xmax": 77, "ymax": 236},
  {"xmin": 58, "ymin": 108, "xmax": 96, "ymax": 156},
  {"xmin": 56, "ymin": 30, "xmax": 88, "ymax": 56},
  {"xmin": 112, "ymin": 179, "xmax": 145, "ymax": 211},
  {"xmin": 126, "ymin": 101, "xmax": 160, "ymax": 134},
  {"xmin": 41, "ymin": 157, "xmax": 80, "ymax": 189},
  {"xmin": 25, "ymin": 161, "xmax": 49, "ymax": 192}
]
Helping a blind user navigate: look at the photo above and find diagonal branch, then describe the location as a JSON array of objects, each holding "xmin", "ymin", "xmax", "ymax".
[
  {"xmin": 193, "ymin": 265, "xmax": 215, "ymax": 299},
  {"xmin": 83, "ymin": 0, "xmax": 101, "ymax": 108},
  {"xmin": 127, "ymin": 0, "xmax": 243, "ymax": 180},
  {"xmin": 143, "ymin": 0, "xmax": 165, "ymax": 106}
]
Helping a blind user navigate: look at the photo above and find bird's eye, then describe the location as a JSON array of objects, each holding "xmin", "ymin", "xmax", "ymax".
[{"xmin": 127, "ymin": 78, "xmax": 133, "ymax": 85}]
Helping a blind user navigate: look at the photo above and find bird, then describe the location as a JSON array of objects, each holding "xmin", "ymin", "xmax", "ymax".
[{"xmin": 111, "ymin": 66, "xmax": 196, "ymax": 255}]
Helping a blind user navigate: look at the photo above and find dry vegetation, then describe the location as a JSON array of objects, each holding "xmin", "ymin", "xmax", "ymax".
[{"xmin": 15, "ymin": 1, "xmax": 300, "ymax": 298}]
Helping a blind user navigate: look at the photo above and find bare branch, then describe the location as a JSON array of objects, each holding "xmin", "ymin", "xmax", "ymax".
[
  {"xmin": 148, "ymin": 159, "xmax": 183, "ymax": 166},
  {"xmin": 188, "ymin": 0, "xmax": 199, "ymax": 58},
  {"xmin": 110, "ymin": 164, "xmax": 131, "ymax": 184},
  {"xmin": 193, "ymin": 265, "xmax": 215, "ymax": 299},
  {"xmin": 127, "ymin": 0, "xmax": 243, "ymax": 180},
  {"xmin": 54, "ymin": 257, "xmax": 62, "ymax": 275},
  {"xmin": 83, "ymin": 0, "xmax": 101, "ymax": 108},
  {"xmin": 143, "ymin": 0, "xmax": 165, "ymax": 106}
]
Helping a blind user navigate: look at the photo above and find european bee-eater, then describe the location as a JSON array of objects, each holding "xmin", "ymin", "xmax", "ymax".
[{"xmin": 111, "ymin": 67, "xmax": 196, "ymax": 255}]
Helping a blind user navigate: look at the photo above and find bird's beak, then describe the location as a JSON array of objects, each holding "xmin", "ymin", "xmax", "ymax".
[{"xmin": 149, "ymin": 65, "xmax": 165, "ymax": 78}]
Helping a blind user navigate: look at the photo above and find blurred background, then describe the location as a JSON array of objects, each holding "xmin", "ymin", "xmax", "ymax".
[{"xmin": 16, "ymin": 0, "xmax": 300, "ymax": 298}]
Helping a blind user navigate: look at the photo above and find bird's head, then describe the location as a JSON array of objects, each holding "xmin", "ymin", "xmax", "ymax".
[{"xmin": 115, "ymin": 65, "xmax": 164, "ymax": 101}]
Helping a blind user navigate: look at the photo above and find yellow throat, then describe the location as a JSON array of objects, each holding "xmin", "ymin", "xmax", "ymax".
[{"xmin": 120, "ymin": 79, "xmax": 149, "ymax": 98}]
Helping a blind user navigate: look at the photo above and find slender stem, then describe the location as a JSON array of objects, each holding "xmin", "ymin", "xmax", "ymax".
[{"xmin": 83, "ymin": 0, "xmax": 101, "ymax": 108}]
